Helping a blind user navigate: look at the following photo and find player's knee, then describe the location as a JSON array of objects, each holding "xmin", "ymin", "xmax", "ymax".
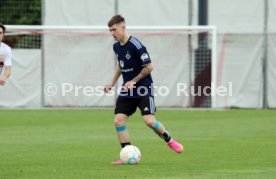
[
  {"xmin": 114, "ymin": 114, "xmax": 128, "ymax": 126},
  {"xmin": 114, "ymin": 117, "xmax": 127, "ymax": 127},
  {"xmin": 143, "ymin": 117, "xmax": 155, "ymax": 128},
  {"xmin": 114, "ymin": 118, "xmax": 121, "ymax": 126}
]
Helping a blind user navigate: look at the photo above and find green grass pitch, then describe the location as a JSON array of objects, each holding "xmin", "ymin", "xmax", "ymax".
[{"xmin": 0, "ymin": 109, "xmax": 275, "ymax": 179}]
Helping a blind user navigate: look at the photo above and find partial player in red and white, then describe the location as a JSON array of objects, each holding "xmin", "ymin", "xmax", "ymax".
[
  {"xmin": 0, "ymin": 23, "xmax": 12, "ymax": 86},
  {"xmin": 104, "ymin": 15, "xmax": 183, "ymax": 165}
]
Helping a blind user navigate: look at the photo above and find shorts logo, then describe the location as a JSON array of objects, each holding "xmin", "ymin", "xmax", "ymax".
[{"xmin": 144, "ymin": 107, "xmax": 149, "ymax": 111}]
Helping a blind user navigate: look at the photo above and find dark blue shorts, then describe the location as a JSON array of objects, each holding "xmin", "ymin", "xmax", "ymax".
[{"xmin": 115, "ymin": 96, "xmax": 156, "ymax": 116}]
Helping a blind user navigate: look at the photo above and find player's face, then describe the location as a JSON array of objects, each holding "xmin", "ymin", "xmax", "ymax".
[
  {"xmin": 0, "ymin": 28, "xmax": 4, "ymax": 42},
  {"xmin": 109, "ymin": 23, "xmax": 125, "ymax": 41}
]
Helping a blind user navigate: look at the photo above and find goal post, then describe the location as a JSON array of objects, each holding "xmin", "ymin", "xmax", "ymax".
[{"xmin": 3, "ymin": 25, "xmax": 217, "ymax": 108}]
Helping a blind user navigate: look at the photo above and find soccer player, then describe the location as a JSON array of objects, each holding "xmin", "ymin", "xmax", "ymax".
[
  {"xmin": 104, "ymin": 15, "xmax": 183, "ymax": 165},
  {"xmin": 0, "ymin": 23, "xmax": 11, "ymax": 86}
]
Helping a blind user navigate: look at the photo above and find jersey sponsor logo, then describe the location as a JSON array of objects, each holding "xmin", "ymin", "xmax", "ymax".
[
  {"xmin": 121, "ymin": 68, "xmax": 134, "ymax": 73},
  {"xmin": 120, "ymin": 60, "xmax": 124, "ymax": 68},
  {"xmin": 141, "ymin": 53, "xmax": 149, "ymax": 61}
]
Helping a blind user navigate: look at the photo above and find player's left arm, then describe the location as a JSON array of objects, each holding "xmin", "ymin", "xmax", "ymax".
[
  {"xmin": 124, "ymin": 64, "xmax": 153, "ymax": 89},
  {"xmin": 132, "ymin": 63, "xmax": 153, "ymax": 83}
]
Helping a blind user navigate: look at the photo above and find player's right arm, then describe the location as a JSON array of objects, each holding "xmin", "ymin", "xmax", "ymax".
[
  {"xmin": 104, "ymin": 63, "xmax": 121, "ymax": 93},
  {"xmin": 0, "ymin": 66, "xmax": 11, "ymax": 86}
]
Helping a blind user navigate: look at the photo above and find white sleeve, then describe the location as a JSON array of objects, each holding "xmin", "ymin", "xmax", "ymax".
[{"xmin": 4, "ymin": 46, "xmax": 12, "ymax": 66}]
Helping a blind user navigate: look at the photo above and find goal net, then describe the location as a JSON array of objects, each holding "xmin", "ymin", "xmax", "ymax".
[{"xmin": 1, "ymin": 25, "xmax": 217, "ymax": 108}]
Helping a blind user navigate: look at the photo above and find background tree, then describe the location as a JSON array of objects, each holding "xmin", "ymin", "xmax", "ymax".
[
  {"xmin": 0, "ymin": 0, "xmax": 41, "ymax": 25},
  {"xmin": 0, "ymin": 0, "xmax": 41, "ymax": 48}
]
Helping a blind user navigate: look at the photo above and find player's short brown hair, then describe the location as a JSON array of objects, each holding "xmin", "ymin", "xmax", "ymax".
[
  {"xmin": 108, "ymin": 15, "xmax": 125, "ymax": 27},
  {"xmin": 0, "ymin": 23, "xmax": 6, "ymax": 33}
]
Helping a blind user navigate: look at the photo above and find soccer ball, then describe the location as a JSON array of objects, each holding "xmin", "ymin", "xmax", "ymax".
[{"xmin": 120, "ymin": 145, "xmax": 141, "ymax": 164}]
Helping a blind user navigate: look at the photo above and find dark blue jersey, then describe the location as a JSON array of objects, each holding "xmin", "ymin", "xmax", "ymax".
[{"xmin": 113, "ymin": 36, "xmax": 153, "ymax": 98}]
